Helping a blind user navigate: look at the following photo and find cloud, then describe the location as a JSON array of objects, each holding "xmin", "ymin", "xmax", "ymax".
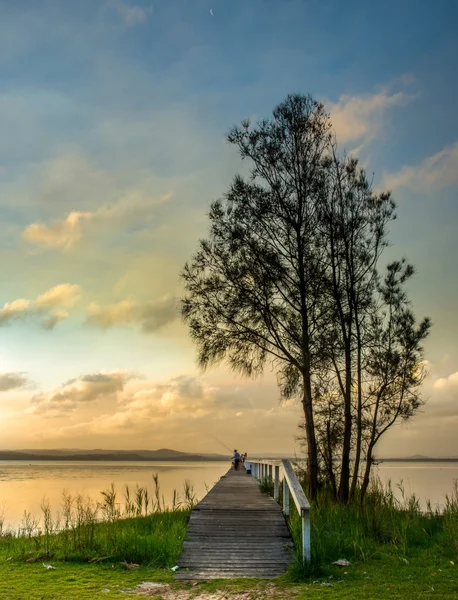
[
  {"xmin": 28, "ymin": 370, "xmax": 140, "ymax": 416},
  {"xmin": 23, "ymin": 212, "xmax": 90, "ymax": 249},
  {"xmin": 382, "ymin": 142, "xmax": 458, "ymax": 192},
  {"xmin": 0, "ymin": 372, "xmax": 30, "ymax": 392},
  {"xmin": 433, "ymin": 371, "xmax": 458, "ymax": 391},
  {"xmin": 0, "ymin": 284, "xmax": 81, "ymax": 329},
  {"xmin": 326, "ymin": 87, "xmax": 416, "ymax": 146},
  {"xmin": 35, "ymin": 283, "xmax": 81, "ymax": 310},
  {"xmin": 0, "ymin": 299, "xmax": 31, "ymax": 325},
  {"xmin": 42, "ymin": 310, "xmax": 69, "ymax": 330},
  {"xmin": 23, "ymin": 190, "xmax": 171, "ymax": 250},
  {"xmin": 86, "ymin": 294, "xmax": 177, "ymax": 332},
  {"xmin": 33, "ymin": 374, "xmax": 255, "ymax": 436},
  {"xmin": 104, "ymin": 0, "xmax": 153, "ymax": 27}
]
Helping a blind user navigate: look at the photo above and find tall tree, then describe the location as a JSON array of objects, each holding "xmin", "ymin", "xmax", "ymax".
[
  {"xmin": 181, "ymin": 95, "xmax": 331, "ymax": 498},
  {"xmin": 181, "ymin": 94, "xmax": 430, "ymax": 502}
]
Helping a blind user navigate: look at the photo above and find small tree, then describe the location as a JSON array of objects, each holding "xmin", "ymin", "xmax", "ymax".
[{"xmin": 359, "ymin": 260, "xmax": 431, "ymax": 501}]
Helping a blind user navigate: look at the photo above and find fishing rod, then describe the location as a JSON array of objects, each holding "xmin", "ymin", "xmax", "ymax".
[{"xmin": 206, "ymin": 433, "xmax": 233, "ymax": 454}]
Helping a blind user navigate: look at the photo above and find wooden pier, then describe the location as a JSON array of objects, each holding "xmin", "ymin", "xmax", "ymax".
[{"xmin": 174, "ymin": 466, "xmax": 294, "ymax": 580}]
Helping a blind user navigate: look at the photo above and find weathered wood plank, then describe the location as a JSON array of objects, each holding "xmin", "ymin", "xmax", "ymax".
[
  {"xmin": 174, "ymin": 466, "xmax": 294, "ymax": 580},
  {"xmin": 175, "ymin": 570, "xmax": 287, "ymax": 580}
]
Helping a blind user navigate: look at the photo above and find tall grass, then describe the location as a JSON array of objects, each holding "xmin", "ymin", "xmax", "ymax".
[
  {"xmin": 442, "ymin": 480, "xmax": 458, "ymax": 557},
  {"xmin": 262, "ymin": 474, "xmax": 458, "ymax": 579},
  {"xmin": 0, "ymin": 473, "xmax": 198, "ymax": 567}
]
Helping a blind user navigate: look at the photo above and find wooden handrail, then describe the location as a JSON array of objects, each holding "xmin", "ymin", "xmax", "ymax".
[
  {"xmin": 281, "ymin": 459, "xmax": 311, "ymax": 514},
  {"xmin": 246, "ymin": 458, "xmax": 311, "ymax": 563}
]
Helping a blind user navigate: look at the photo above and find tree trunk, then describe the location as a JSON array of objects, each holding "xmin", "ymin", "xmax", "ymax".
[
  {"xmin": 350, "ymin": 317, "xmax": 363, "ymax": 501},
  {"xmin": 338, "ymin": 341, "xmax": 352, "ymax": 503},
  {"xmin": 360, "ymin": 443, "xmax": 374, "ymax": 503},
  {"xmin": 326, "ymin": 420, "xmax": 337, "ymax": 497},
  {"xmin": 302, "ymin": 375, "xmax": 319, "ymax": 500}
]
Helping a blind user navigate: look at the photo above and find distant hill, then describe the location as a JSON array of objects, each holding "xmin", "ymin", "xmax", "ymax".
[
  {"xmin": 0, "ymin": 448, "xmax": 228, "ymax": 462},
  {"xmin": 379, "ymin": 456, "xmax": 458, "ymax": 462}
]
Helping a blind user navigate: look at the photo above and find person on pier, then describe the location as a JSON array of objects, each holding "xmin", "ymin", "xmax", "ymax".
[{"xmin": 232, "ymin": 449, "xmax": 241, "ymax": 471}]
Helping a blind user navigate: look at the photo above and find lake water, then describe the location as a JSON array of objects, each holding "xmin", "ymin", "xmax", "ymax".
[
  {"xmin": 0, "ymin": 460, "xmax": 457, "ymax": 530},
  {"xmin": 0, "ymin": 460, "xmax": 230, "ymax": 531}
]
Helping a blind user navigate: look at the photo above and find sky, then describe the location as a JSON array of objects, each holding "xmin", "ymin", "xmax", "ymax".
[{"xmin": 0, "ymin": 0, "xmax": 457, "ymax": 456}]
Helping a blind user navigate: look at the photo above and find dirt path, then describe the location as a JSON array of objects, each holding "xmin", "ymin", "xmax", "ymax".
[{"xmin": 130, "ymin": 581, "xmax": 300, "ymax": 599}]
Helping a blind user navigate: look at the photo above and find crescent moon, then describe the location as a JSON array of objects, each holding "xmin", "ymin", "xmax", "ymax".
[{"xmin": 210, "ymin": 9, "xmax": 214, "ymax": 15}]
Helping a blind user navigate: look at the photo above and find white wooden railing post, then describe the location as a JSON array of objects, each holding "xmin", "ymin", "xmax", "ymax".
[
  {"xmin": 281, "ymin": 459, "xmax": 311, "ymax": 563},
  {"xmin": 274, "ymin": 465, "xmax": 280, "ymax": 501},
  {"xmin": 283, "ymin": 481, "xmax": 290, "ymax": 516},
  {"xmin": 302, "ymin": 508, "xmax": 311, "ymax": 563}
]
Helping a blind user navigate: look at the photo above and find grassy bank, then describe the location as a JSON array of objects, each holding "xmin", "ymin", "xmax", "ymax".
[
  {"xmin": 287, "ymin": 478, "xmax": 458, "ymax": 578},
  {"xmin": 0, "ymin": 478, "xmax": 194, "ymax": 566},
  {"xmin": 1, "ymin": 477, "xmax": 457, "ymax": 598},
  {"xmin": 0, "ymin": 510, "xmax": 188, "ymax": 567}
]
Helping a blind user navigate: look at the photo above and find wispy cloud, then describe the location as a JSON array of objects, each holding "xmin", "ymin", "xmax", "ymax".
[
  {"xmin": 86, "ymin": 294, "xmax": 177, "ymax": 332},
  {"xmin": 327, "ymin": 86, "xmax": 416, "ymax": 147},
  {"xmin": 17, "ymin": 148, "xmax": 171, "ymax": 250},
  {"xmin": 23, "ymin": 191, "xmax": 171, "ymax": 250},
  {"xmin": 382, "ymin": 142, "xmax": 458, "ymax": 192},
  {"xmin": 433, "ymin": 371, "xmax": 458, "ymax": 391},
  {"xmin": 0, "ymin": 284, "xmax": 81, "ymax": 329},
  {"xmin": 28, "ymin": 371, "xmax": 140, "ymax": 416},
  {"xmin": 104, "ymin": 0, "xmax": 153, "ymax": 27},
  {"xmin": 23, "ymin": 212, "xmax": 87, "ymax": 249},
  {"xmin": 0, "ymin": 372, "xmax": 31, "ymax": 392}
]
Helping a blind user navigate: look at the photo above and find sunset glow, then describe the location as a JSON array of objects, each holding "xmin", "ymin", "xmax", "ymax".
[{"xmin": 1, "ymin": 0, "xmax": 457, "ymax": 457}]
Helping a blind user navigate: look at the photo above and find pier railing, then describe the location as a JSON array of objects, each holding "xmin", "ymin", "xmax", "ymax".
[{"xmin": 245, "ymin": 459, "xmax": 311, "ymax": 563}]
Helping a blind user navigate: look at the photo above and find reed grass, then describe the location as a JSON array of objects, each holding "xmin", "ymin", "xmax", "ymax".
[{"xmin": 0, "ymin": 473, "xmax": 197, "ymax": 567}]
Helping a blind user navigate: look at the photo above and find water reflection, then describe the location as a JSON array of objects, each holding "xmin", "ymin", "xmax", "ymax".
[{"xmin": 0, "ymin": 460, "xmax": 230, "ymax": 530}]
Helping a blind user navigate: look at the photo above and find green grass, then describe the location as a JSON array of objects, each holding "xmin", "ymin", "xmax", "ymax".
[
  {"xmin": 1, "ymin": 557, "xmax": 456, "ymax": 600},
  {"xmin": 0, "ymin": 510, "xmax": 188, "ymax": 567},
  {"xmin": 191, "ymin": 556, "xmax": 458, "ymax": 599},
  {"xmin": 0, "ymin": 562, "xmax": 172, "ymax": 600}
]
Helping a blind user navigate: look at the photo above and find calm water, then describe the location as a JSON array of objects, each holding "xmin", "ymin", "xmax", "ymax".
[
  {"xmin": 0, "ymin": 460, "xmax": 230, "ymax": 530},
  {"xmin": 375, "ymin": 461, "xmax": 458, "ymax": 509},
  {"xmin": 0, "ymin": 460, "xmax": 457, "ymax": 530}
]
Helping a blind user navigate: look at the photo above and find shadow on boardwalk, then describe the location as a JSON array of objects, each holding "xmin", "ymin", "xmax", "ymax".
[{"xmin": 175, "ymin": 467, "xmax": 293, "ymax": 580}]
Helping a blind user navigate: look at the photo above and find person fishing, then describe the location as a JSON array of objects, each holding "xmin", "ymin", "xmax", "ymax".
[
  {"xmin": 204, "ymin": 432, "xmax": 243, "ymax": 472},
  {"xmin": 232, "ymin": 449, "xmax": 241, "ymax": 471}
]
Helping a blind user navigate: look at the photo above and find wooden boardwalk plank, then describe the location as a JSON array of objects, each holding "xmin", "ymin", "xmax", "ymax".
[{"xmin": 174, "ymin": 467, "xmax": 293, "ymax": 580}]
